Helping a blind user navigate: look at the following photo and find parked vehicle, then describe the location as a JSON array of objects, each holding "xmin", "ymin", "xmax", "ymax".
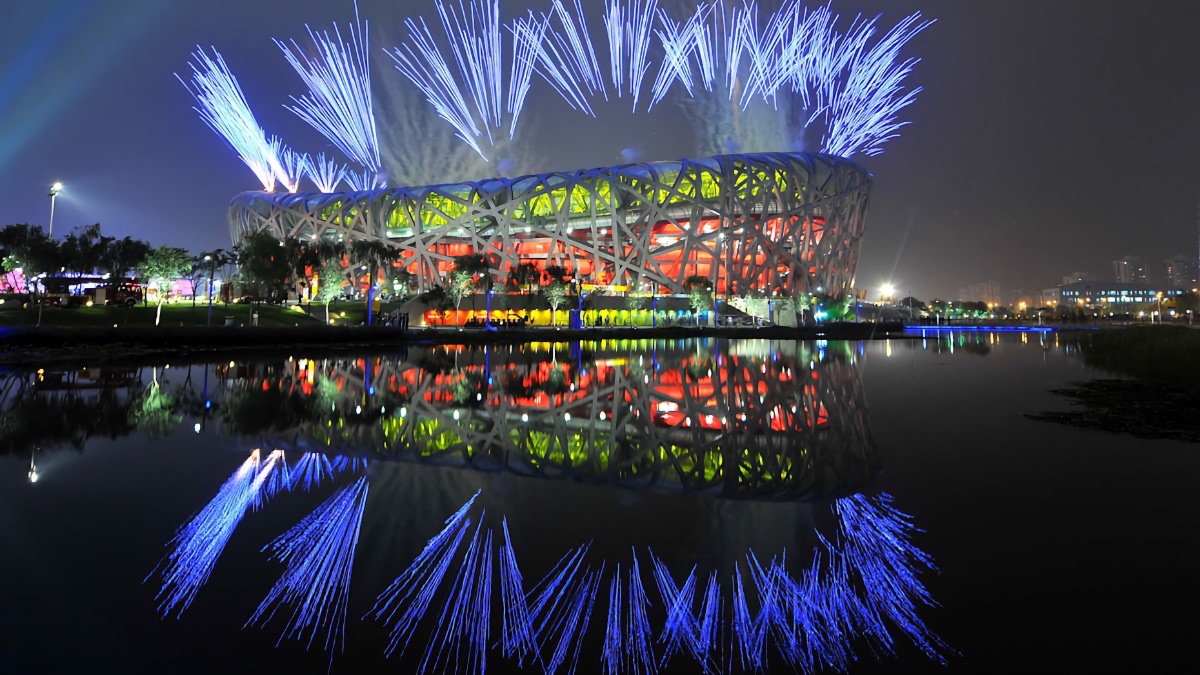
[{"xmin": 85, "ymin": 280, "xmax": 143, "ymax": 307}]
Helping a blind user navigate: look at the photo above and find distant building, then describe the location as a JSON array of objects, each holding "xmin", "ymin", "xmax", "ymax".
[
  {"xmin": 1163, "ymin": 256, "xmax": 1198, "ymax": 289},
  {"xmin": 1062, "ymin": 271, "xmax": 1093, "ymax": 285},
  {"xmin": 1040, "ymin": 287, "xmax": 1061, "ymax": 306},
  {"xmin": 1058, "ymin": 281, "xmax": 1184, "ymax": 308},
  {"xmin": 957, "ymin": 281, "xmax": 1001, "ymax": 304},
  {"xmin": 1112, "ymin": 256, "xmax": 1149, "ymax": 284}
]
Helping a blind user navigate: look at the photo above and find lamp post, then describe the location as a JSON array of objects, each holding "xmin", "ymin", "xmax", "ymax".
[
  {"xmin": 205, "ymin": 255, "xmax": 216, "ymax": 326},
  {"xmin": 1156, "ymin": 292, "xmax": 1163, "ymax": 324},
  {"xmin": 48, "ymin": 182, "xmax": 63, "ymax": 238}
]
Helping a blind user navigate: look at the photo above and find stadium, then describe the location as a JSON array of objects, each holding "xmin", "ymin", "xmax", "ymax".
[{"xmin": 228, "ymin": 151, "xmax": 871, "ymax": 301}]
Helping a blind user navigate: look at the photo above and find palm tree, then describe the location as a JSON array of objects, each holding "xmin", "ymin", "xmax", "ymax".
[{"xmin": 349, "ymin": 240, "xmax": 401, "ymax": 324}]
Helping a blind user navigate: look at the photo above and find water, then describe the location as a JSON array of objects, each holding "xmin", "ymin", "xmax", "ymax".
[{"xmin": 0, "ymin": 332, "xmax": 1197, "ymax": 673}]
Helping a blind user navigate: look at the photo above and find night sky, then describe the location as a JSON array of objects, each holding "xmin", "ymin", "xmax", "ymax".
[{"xmin": 2, "ymin": 0, "xmax": 1198, "ymax": 300}]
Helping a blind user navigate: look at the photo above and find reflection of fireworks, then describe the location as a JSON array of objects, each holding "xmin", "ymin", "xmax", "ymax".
[
  {"xmin": 247, "ymin": 476, "xmax": 370, "ymax": 653},
  {"xmin": 150, "ymin": 449, "xmax": 283, "ymax": 617},
  {"xmin": 361, "ymin": 489, "xmax": 944, "ymax": 673}
]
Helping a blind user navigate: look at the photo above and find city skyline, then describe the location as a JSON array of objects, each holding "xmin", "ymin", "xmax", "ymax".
[{"xmin": 2, "ymin": 0, "xmax": 1199, "ymax": 299}]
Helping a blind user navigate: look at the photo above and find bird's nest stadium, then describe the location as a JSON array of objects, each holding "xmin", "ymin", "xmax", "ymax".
[{"xmin": 229, "ymin": 151, "xmax": 871, "ymax": 298}]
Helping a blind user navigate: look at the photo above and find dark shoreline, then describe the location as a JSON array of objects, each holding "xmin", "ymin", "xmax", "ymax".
[{"xmin": 0, "ymin": 322, "xmax": 911, "ymax": 368}]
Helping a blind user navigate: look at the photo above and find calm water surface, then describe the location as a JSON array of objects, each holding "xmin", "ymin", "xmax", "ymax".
[{"xmin": 0, "ymin": 332, "xmax": 1196, "ymax": 673}]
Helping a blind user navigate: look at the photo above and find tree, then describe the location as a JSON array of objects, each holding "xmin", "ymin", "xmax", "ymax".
[
  {"xmin": 544, "ymin": 279, "xmax": 569, "ymax": 326},
  {"xmin": 195, "ymin": 248, "xmax": 235, "ymax": 311},
  {"xmin": 99, "ymin": 236, "xmax": 152, "ymax": 280},
  {"xmin": 625, "ymin": 293, "xmax": 647, "ymax": 326},
  {"xmin": 446, "ymin": 254, "xmax": 489, "ymax": 323},
  {"xmin": 508, "ymin": 261, "xmax": 540, "ymax": 293},
  {"xmin": 389, "ymin": 268, "xmax": 417, "ymax": 300},
  {"xmin": 448, "ymin": 269, "xmax": 477, "ymax": 325},
  {"xmin": 0, "ymin": 224, "xmax": 59, "ymax": 325},
  {"xmin": 235, "ymin": 230, "xmax": 291, "ymax": 301},
  {"xmin": 136, "ymin": 246, "xmax": 192, "ymax": 326},
  {"xmin": 418, "ymin": 284, "xmax": 451, "ymax": 325},
  {"xmin": 60, "ymin": 223, "xmax": 109, "ymax": 275},
  {"xmin": 349, "ymin": 239, "xmax": 401, "ymax": 323},
  {"xmin": 787, "ymin": 292, "xmax": 812, "ymax": 326},
  {"xmin": 316, "ymin": 260, "xmax": 344, "ymax": 324},
  {"xmin": 684, "ymin": 275, "xmax": 713, "ymax": 323},
  {"xmin": 544, "ymin": 264, "xmax": 569, "ymax": 285}
]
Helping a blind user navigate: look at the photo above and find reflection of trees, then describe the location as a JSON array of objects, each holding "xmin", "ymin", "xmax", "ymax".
[
  {"xmin": 129, "ymin": 368, "xmax": 181, "ymax": 438},
  {"xmin": 0, "ymin": 374, "xmax": 137, "ymax": 454}
]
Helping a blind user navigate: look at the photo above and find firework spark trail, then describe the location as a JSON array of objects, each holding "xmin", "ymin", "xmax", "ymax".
[
  {"xmin": 304, "ymin": 153, "xmax": 347, "ymax": 193},
  {"xmin": 391, "ymin": 12, "xmax": 485, "ymax": 157},
  {"xmin": 730, "ymin": 563, "xmax": 762, "ymax": 672},
  {"xmin": 835, "ymin": 492, "xmax": 947, "ymax": 662},
  {"xmin": 273, "ymin": 144, "xmax": 306, "ymax": 193},
  {"xmin": 498, "ymin": 518, "xmax": 536, "ymax": 663},
  {"xmin": 649, "ymin": 552, "xmax": 696, "ymax": 665},
  {"xmin": 437, "ymin": 0, "xmax": 504, "ymax": 141},
  {"xmin": 419, "ymin": 518, "xmax": 493, "ymax": 675},
  {"xmin": 648, "ymin": 8, "xmax": 699, "ymax": 109},
  {"xmin": 602, "ymin": 565, "xmax": 622, "ymax": 675},
  {"xmin": 547, "ymin": 0, "xmax": 607, "ymax": 99},
  {"xmin": 368, "ymin": 490, "xmax": 479, "ymax": 658},
  {"xmin": 695, "ymin": 571, "xmax": 721, "ymax": 669},
  {"xmin": 329, "ymin": 455, "xmax": 369, "ymax": 474},
  {"xmin": 517, "ymin": 9, "xmax": 595, "ymax": 117},
  {"xmin": 528, "ymin": 544, "xmax": 600, "ymax": 675},
  {"xmin": 246, "ymin": 476, "xmax": 370, "ymax": 654},
  {"xmin": 507, "ymin": 11, "xmax": 543, "ymax": 136},
  {"xmin": 601, "ymin": 0, "xmax": 658, "ymax": 110},
  {"xmin": 344, "ymin": 167, "xmax": 383, "ymax": 191},
  {"xmin": 151, "ymin": 450, "xmax": 281, "ymax": 617},
  {"xmin": 276, "ymin": 1, "xmax": 381, "ymax": 178},
  {"xmin": 391, "ymin": 0, "xmax": 544, "ymax": 161},
  {"xmin": 743, "ymin": 551, "xmax": 778, "ymax": 668},
  {"xmin": 288, "ymin": 452, "xmax": 336, "ymax": 491},
  {"xmin": 258, "ymin": 447, "xmax": 292, "ymax": 505},
  {"xmin": 177, "ymin": 47, "xmax": 281, "ymax": 191},
  {"xmin": 627, "ymin": 552, "xmax": 656, "ymax": 674},
  {"xmin": 816, "ymin": 13, "xmax": 933, "ymax": 157},
  {"xmin": 557, "ymin": 566, "xmax": 605, "ymax": 675}
]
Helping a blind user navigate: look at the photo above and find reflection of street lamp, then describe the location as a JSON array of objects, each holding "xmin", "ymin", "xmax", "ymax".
[{"xmin": 48, "ymin": 182, "xmax": 63, "ymax": 238}]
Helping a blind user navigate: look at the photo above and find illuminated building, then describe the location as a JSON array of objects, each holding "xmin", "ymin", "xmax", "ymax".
[{"xmin": 229, "ymin": 151, "xmax": 871, "ymax": 298}]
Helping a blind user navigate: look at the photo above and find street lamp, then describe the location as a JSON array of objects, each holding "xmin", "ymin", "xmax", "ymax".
[
  {"xmin": 1156, "ymin": 292, "xmax": 1163, "ymax": 324},
  {"xmin": 880, "ymin": 283, "xmax": 895, "ymax": 304},
  {"xmin": 48, "ymin": 182, "xmax": 63, "ymax": 238},
  {"xmin": 204, "ymin": 254, "xmax": 217, "ymax": 326}
]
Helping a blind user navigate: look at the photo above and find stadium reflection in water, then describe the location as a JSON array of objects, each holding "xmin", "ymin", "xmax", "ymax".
[{"xmin": 11, "ymin": 338, "xmax": 948, "ymax": 672}]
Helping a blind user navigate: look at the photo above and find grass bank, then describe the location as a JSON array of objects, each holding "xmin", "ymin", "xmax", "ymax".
[
  {"xmin": 0, "ymin": 320, "xmax": 907, "ymax": 367},
  {"xmin": 1062, "ymin": 325, "xmax": 1200, "ymax": 388},
  {"xmin": 0, "ymin": 300, "xmax": 402, "ymax": 329}
]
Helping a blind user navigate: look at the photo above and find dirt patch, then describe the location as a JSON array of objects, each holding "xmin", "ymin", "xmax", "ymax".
[{"xmin": 1026, "ymin": 379, "xmax": 1200, "ymax": 443}]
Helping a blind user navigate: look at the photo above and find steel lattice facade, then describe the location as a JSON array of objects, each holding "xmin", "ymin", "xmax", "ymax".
[{"xmin": 229, "ymin": 151, "xmax": 871, "ymax": 296}]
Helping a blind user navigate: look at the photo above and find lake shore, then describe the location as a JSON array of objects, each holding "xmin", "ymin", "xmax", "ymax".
[{"xmin": 0, "ymin": 321, "xmax": 913, "ymax": 367}]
